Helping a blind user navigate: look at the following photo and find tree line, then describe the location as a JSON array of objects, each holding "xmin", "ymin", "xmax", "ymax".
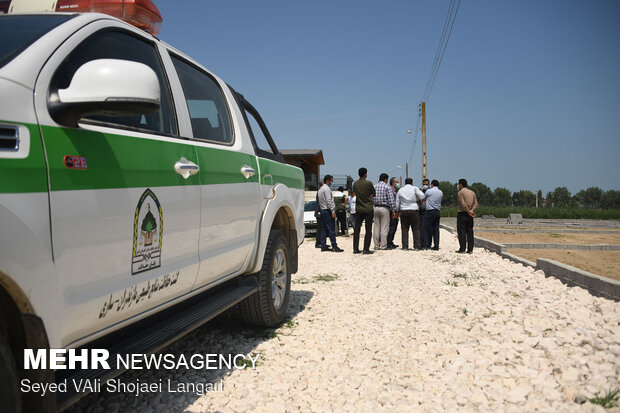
[{"xmin": 436, "ymin": 182, "xmax": 620, "ymax": 209}]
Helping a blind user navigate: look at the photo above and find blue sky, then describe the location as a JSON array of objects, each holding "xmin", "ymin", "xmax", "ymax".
[{"xmin": 158, "ymin": 0, "xmax": 619, "ymax": 194}]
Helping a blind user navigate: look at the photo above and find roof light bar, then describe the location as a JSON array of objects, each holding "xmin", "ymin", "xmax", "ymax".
[{"xmin": 56, "ymin": 0, "xmax": 162, "ymax": 35}]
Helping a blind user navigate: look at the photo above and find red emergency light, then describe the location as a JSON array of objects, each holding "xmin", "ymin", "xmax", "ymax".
[
  {"xmin": 0, "ymin": 0, "xmax": 10, "ymax": 13},
  {"xmin": 55, "ymin": 0, "xmax": 162, "ymax": 35}
]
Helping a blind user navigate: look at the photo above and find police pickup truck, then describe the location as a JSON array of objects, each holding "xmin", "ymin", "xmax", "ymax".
[{"xmin": 0, "ymin": 4, "xmax": 304, "ymax": 411}]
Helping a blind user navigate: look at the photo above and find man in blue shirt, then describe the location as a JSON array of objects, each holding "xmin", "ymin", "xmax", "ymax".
[{"xmin": 421, "ymin": 179, "xmax": 443, "ymax": 250}]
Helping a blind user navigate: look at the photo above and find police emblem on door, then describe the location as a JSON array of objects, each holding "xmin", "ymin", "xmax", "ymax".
[{"xmin": 132, "ymin": 189, "xmax": 163, "ymax": 274}]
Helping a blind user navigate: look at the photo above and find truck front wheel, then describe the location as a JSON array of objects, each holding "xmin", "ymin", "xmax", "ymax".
[
  {"xmin": 0, "ymin": 330, "xmax": 21, "ymax": 413},
  {"xmin": 240, "ymin": 230, "xmax": 291, "ymax": 327}
]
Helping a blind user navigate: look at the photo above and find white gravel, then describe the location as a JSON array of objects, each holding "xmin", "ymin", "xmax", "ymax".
[{"xmin": 69, "ymin": 229, "xmax": 620, "ymax": 413}]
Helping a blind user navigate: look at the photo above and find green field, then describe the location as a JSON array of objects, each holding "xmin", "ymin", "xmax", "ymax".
[{"xmin": 440, "ymin": 207, "xmax": 620, "ymax": 220}]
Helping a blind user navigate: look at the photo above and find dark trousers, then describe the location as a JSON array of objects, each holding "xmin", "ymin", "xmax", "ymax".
[
  {"xmin": 400, "ymin": 210, "xmax": 420, "ymax": 249},
  {"xmin": 320, "ymin": 209, "xmax": 337, "ymax": 248},
  {"xmin": 418, "ymin": 209, "xmax": 426, "ymax": 246},
  {"xmin": 315, "ymin": 215, "xmax": 322, "ymax": 246},
  {"xmin": 387, "ymin": 216, "xmax": 398, "ymax": 246},
  {"xmin": 421, "ymin": 209, "xmax": 441, "ymax": 248},
  {"xmin": 457, "ymin": 211, "xmax": 475, "ymax": 252},
  {"xmin": 353, "ymin": 210, "xmax": 374, "ymax": 251},
  {"xmin": 335, "ymin": 209, "xmax": 347, "ymax": 235}
]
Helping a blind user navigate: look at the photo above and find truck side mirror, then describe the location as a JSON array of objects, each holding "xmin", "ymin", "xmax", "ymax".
[{"xmin": 49, "ymin": 59, "xmax": 160, "ymax": 127}]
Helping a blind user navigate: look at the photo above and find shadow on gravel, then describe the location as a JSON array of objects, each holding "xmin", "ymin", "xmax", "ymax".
[{"xmin": 65, "ymin": 290, "xmax": 314, "ymax": 413}]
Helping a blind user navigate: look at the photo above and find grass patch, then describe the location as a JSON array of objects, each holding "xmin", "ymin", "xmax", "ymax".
[
  {"xmin": 453, "ymin": 273, "xmax": 469, "ymax": 279},
  {"xmin": 314, "ymin": 273, "xmax": 339, "ymax": 282},
  {"xmin": 589, "ymin": 389, "xmax": 619, "ymax": 409},
  {"xmin": 292, "ymin": 278, "xmax": 311, "ymax": 285},
  {"xmin": 283, "ymin": 319, "xmax": 298, "ymax": 329},
  {"xmin": 432, "ymin": 256, "xmax": 461, "ymax": 265},
  {"xmin": 237, "ymin": 352, "xmax": 262, "ymax": 369},
  {"xmin": 462, "ymin": 308, "xmax": 468, "ymax": 316},
  {"xmin": 293, "ymin": 273, "xmax": 340, "ymax": 284},
  {"xmin": 444, "ymin": 279, "xmax": 458, "ymax": 287}
]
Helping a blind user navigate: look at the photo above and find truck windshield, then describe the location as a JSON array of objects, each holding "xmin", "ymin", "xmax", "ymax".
[{"xmin": 0, "ymin": 15, "xmax": 74, "ymax": 69}]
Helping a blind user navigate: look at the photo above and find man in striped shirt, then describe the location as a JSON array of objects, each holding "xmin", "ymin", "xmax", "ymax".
[{"xmin": 373, "ymin": 173, "xmax": 396, "ymax": 250}]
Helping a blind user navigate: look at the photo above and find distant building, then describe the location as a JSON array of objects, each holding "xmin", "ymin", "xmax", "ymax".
[{"xmin": 280, "ymin": 149, "xmax": 324, "ymax": 190}]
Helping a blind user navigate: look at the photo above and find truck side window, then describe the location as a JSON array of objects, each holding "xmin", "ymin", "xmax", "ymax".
[
  {"xmin": 50, "ymin": 30, "xmax": 177, "ymax": 135},
  {"xmin": 171, "ymin": 55, "xmax": 233, "ymax": 144}
]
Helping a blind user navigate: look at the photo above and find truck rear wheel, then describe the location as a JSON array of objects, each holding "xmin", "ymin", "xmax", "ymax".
[
  {"xmin": 239, "ymin": 230, "xmax": 291, "ymax": 327},
  {"xmin": 0, "ymin": 330, "xmax": 21, "ymax": 413}
]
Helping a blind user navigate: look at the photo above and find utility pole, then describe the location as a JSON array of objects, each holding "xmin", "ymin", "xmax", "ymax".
[
  {"xmin": 421, "ymin": 101, "xmax": 427, "ymax": 180},
  {"xmin": 405, "ymin": 162, "xmax": 409, "ymax": 180}
]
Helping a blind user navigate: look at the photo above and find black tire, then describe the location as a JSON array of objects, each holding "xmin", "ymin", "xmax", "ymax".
[
  {"xmin": 239, "ymin": 230, "xmax": 291, "ymax": 327},
  {"xmin": 0, "ymin": 331, "xmax": 21, "ymax": 413}
]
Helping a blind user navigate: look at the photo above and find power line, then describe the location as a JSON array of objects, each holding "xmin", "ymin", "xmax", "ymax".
[
  {"xmin": 421, "ymin": 0, "xmax": 462, "ymax": 103},
  {"xmin": 423, "ymin": 0, "xmax": 456, "ymax": 101}
]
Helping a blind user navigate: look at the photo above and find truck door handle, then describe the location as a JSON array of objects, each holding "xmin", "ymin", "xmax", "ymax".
[
  {"xmin": 174, "ymin": 157, "xmax": 199, "ymax": 179},
  {"xmin": 241, "ymin": 165, "xmax": 255, "ymax": 179}
]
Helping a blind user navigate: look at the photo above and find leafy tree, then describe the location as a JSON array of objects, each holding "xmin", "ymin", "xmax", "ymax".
[
  {"xmin": 537, "ymin": 190, "xmax": 543, "ymax": 207},
  {"xmin": 601, "ymin": 190, "xmax": 620, "ymax": 209},
  {"xmin": 512, "ymin": 190, "xmax": 536, "ymax": 207},
  {"xmin": 437, "ymin": 181, "xmax": 458, "ymax": 206},
  {"xmin": 492, "ymin": 187, "xmax": 512, "ymax": 206},
  {"xmin": 575, "ymin": 186, "xmax": 604, "ymax": 208},
  {"xmin": 470, "ymin": 182, "xmax": 492, "ymax": 205},
  {"xmin": 548, "ymin": 186, "xmax": 572, "ymax": 208}
]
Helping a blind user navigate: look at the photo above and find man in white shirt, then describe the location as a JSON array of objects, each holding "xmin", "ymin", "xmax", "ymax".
[
  {"xmin": 396, "ymin": 178, "xmax": 426, "ymax": 250},
  {"xmin": 317, "ymin": 175, "xmax": 344, "ymax": 252}
]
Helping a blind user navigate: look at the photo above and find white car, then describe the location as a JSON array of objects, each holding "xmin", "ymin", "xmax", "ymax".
[
  {"xmin": 0, "ymin": 3, "xmax": 304, "ymax": 411},
  {"xmin": 303, "ymin": 200, "xmax": 318, "ymax": 234}
]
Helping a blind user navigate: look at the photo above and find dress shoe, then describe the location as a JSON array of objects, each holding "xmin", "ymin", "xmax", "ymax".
[
  {"xmin": 353, "ymin": 249, "xmax": 361, "ymax": 254},
  {"xmin": 455, "ymin": 250, "xmax": 465, "ymax": 253},
  {"xmin": 332, "ymin": 246, "xmax": 344, "ymax": 252},
  {"xmin": 321, "ymin": 246, "xmax": 331, "ymax": 252},
  {"xmin": 315, "ymin": 244, "xmax": 321, "ymax": 248},
  {"xmin": 466, "ymin": 250, "xmax": 473, "ymax": 254},
  {"xmin": 362, "ymin": 250, "xmax": 374, "ymax": 255},
  {"xmin": 386, "ymin": 245, "xmax": 397, "ymax": 250},
  {"xmin": 431, "ymin": 246, "xmax": 439, "ymax": 251}
]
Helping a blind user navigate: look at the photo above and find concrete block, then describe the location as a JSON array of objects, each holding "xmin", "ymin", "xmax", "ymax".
[
  {"xmin": 500, "ymin": 252, "xmax": 536, "ymax": 268},
  {"xmin": 572, "ymin": 271, "xmax": 585, "ymax": 286},
  {"xmin": 536, "ymin": 258, "xmax": 619, "ymax": 301},
  {"xmin": 507, "ymin": 213, "xmax": 523, "ymax": 224}
]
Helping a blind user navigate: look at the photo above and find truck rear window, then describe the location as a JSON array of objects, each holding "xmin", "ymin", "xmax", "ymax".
[{"xmin": 0, "ymin": 14, "xmax": 74, "ymax": 69}]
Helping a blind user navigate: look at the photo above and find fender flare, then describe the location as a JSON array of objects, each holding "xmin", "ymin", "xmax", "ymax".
[{"xmin": 248, "ymin": 184, "xmax": 301, "ymax": 274}]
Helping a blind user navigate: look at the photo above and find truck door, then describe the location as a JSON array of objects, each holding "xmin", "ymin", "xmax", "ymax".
[
  {"xmin": 34, "ymin": 27, "xmax": 201, "ymax": 346},
  {"xmin": 169, "ymin": 55, "xmax": 262, "ymax": 288}
]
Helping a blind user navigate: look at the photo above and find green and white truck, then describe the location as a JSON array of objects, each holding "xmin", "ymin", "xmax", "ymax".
[{"xmin": 0, "ymin": 4, "xmax": 304, "ymax": 411}]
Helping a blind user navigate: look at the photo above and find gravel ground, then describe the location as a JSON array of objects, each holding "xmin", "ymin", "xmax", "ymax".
[{"xmin": 69, "ymin": 229, "xmax": 620, "ymax": 413}]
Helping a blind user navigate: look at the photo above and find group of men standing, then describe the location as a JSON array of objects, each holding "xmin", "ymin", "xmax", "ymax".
[{"xmin": 315, "ymin": 168, "xmax": 478, "ymax": 255}]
